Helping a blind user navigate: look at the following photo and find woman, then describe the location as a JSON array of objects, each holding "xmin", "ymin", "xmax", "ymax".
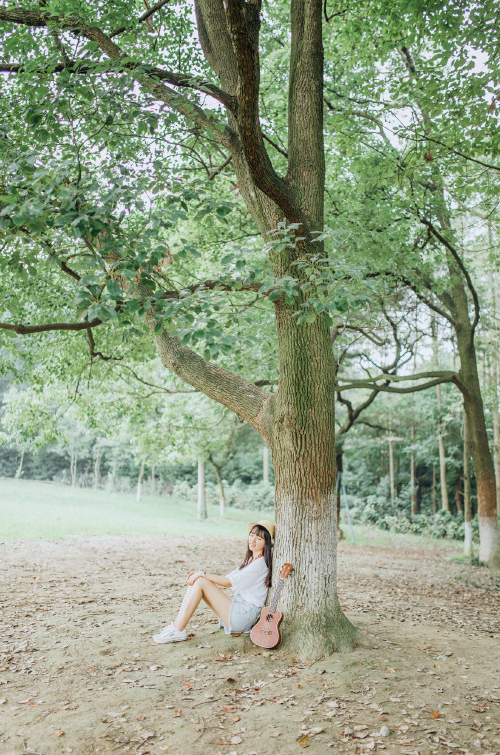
[{"xmin": 153, "ymin": 520, "xmax": 274, "ymax": 644}]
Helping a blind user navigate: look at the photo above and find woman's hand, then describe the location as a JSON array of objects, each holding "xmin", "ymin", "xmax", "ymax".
[{"xmin": 186, "ymin": 571, "xmax": 205, "ymax": 586}]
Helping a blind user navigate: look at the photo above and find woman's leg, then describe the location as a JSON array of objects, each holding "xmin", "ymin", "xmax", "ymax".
[{"xmin": 173, "ymin": 578, "xmax": 231, "ymax": 631}]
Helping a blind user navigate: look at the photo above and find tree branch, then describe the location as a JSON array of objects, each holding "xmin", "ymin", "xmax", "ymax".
[
  {"xmin": 336, "ymin": 370, "xmax": 458, "ymax": 394},
  {"xmin": 336, "ymin": 387, "xmax": 380, "ymax": 436},
  {"xmin": 0, "ymin": 318, "xmax": 102, "ymax": 335},
  {"xmin": 418, "ymin": 214, "xmax": 480, "ymax": 333},
  {"xmin": 0, "ymin": 7, "xmax": 238, "ymax": 146},
  {"xmin": 225, "ymin": 0, "xmax": 302, "ymax": 223},
  {"xmin": 110, "ymin": 0, "xmax": 172, "ymax": 37},
  {"xmin": 158, "ymin": 278, "xmax": 263, "ymax": 300},
  {"xmin": 287, "ymin": 0, "xmax": 325, "ymax": 229}
]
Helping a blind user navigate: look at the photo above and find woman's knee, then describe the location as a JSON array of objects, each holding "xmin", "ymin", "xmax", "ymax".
[{"xmin": 197, "ymin": 577, "xmax": 211, "ymax": 591}]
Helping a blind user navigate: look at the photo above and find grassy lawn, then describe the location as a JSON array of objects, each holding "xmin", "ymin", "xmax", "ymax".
[
  {"xmin": 1, "ymin": 478, "xmax": 467, "ymax": 556},
  {"xmin": 347, "ymin": 521, "xmax": 462, "ymax": 553},
  {"xmin": 0, "ymin": 478, "xmax": 274, "ymax": 540}
]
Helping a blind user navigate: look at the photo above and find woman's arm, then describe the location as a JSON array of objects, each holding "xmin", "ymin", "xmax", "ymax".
[{"xmin": 187, "ymin": 571, "xmax": 231, "ymax": 587}]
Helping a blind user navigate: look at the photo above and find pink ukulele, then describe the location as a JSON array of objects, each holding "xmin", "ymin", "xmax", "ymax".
[{"xmin": 250, "ymin": 563, "xmax": 293, "ymax": 649}]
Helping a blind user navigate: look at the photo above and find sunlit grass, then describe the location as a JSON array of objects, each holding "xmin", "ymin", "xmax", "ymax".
[
  {"xmin": 0, "ymin": 478, "xmax": 273, "ymax": 540},
  {"xmin": 346, "ymin": 521, "xmax": 462, "ymax": 552}
]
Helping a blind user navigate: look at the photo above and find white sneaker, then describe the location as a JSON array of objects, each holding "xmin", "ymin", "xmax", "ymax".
[{"xmin": 152, "ymin": 622, "xmax": 187, "ymax": 644}]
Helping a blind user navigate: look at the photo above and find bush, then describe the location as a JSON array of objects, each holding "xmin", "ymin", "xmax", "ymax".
[
  {"xmin": 171, "ymin": 480, "xmax": 197, "ymax": 502},
  {"xmin": 231, "ymin": 480, "xmax": 274, "ymax": 510},
  {"xmin": 349, "ymin": 480, "xmax": 478, "ymax": 542}
]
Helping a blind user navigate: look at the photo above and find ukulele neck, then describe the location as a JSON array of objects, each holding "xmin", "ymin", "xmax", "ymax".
[{"xmin": 269, "ymin": 577, "xmax": 285, "ymax": 614}]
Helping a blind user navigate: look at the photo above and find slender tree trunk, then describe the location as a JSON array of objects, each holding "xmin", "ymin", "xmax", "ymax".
[
  {"xmin": 70, "ymin": 452, "xmax": 77, "ymax": 487},
  {"xmin": 150, "ymin": 464, "xmax": 156, "ymax": 495},
  {"xmin": 388, "ymin": 437, "xmax": 395, "ymax": 506},
  {"xmin": 463, "ymin": 410, "xmax": 472, "ymax": 557},
  {"xmin": 197, "ymin": 459, "xmax": 207, "ymax": 520},
  {"xmin": 432, "ymin": 317, "xmax": 449, "ymax": 511},
  {"xmin": 455, "ymin": 473, "xmax": 463, "ymax": 515},
  {"xmin": 410, "ymin": 416, "xmax": 418, "ymax": 514},
  {"xmin": 93, "ymin": 446, "xmax": 101, "ymax": 488},
  {"xmin": 263, "ymin": 443, "xmax": 269, "ymax": 485},
  {"xmin": 15, "ymin": 449, "xmax": 25, "ymax": 479},
  {"xmin": 432, "ymin": 464, "xmax": 437, "ymax": 514},
  {"xmin": 455, "ymin": 320, "xmax": 499, "ymax": 565},
  {"xmin": 335, "ymin": 449, "xmax": 344, "ymax": 541},
  {"xmin": 431, "ymin": 178, "xmax": 498, "ymax": 563},
  {"xmin": 492, "ymin": 361, "xmax": 500, "ymax": 518},
  {"xmin": 108, "ymin": 452, "xmax": 119, "ymax": 491},
  {"xmin": 210, "ymin": 460, "xmax": 226, "ymax": 518},
  {"xmin": 136, "ymin": 460, "xmax": 146, "ymax": 502}
]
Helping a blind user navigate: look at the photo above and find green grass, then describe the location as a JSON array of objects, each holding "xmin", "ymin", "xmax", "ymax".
[
  {"xmin": 0, "ymin": 478, "xmax": 274, "ymax": 540},
  {"xmin": 0, "ymin": 478, "xmax": 466, "ymax": 554},
  {"xmin": 346, "ymin": 521, "xmax": 462, "ymax": 552}
]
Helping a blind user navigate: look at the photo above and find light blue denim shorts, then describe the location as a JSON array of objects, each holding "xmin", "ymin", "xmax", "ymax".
[{"xmin": 219, "ymin": 594, "xmax": 262, "ymax": 634}]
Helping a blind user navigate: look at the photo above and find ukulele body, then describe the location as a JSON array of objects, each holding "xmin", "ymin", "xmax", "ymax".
[{"xmin": 250, "ymin": 607, "xmax": 283, "ymax": 649}]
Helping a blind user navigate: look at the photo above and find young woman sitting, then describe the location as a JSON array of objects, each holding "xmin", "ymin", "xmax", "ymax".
[{"xmin": 153, "ymin": 520, "xmax": 274, "ymax": 644}]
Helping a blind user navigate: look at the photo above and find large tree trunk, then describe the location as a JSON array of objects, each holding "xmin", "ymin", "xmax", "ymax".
[
  {"xmin": 154, "ymin": 0, "xmax": 358, "ymax": 654},
  {"xmin": 270, "ymin": 309, "xmax": 356, "ymax": 656}
]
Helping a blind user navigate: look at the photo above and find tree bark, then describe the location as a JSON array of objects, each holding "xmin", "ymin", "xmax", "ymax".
[{"xmin": 197, "ymin": 459, "xmax": 207, "ymax": 520}]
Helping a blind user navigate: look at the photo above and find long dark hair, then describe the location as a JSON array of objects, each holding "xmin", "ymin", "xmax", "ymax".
[{"xmin": 239, "ymin": 525, "xmax": 273, "ymax": 588}]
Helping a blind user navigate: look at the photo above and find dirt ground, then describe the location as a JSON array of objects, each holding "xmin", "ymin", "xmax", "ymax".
[{"xmin": 1, "ymin": 534, "xmax": 499, "ymax": 755}]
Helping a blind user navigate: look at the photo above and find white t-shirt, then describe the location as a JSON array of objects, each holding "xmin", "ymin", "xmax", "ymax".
[{"xmin": 226, "ymin": 557, "xmax": 268, "ymax": 607}]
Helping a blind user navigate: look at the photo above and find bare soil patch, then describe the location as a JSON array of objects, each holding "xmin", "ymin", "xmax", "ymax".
[{"xmin": 1, "ymin": 535, "xmax": 499, "ymax": 755}]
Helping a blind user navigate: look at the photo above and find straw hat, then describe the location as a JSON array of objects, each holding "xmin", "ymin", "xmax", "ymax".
[{"xmin": 248, "ymin": 520, "xmax": 275, "ymax": 544}]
